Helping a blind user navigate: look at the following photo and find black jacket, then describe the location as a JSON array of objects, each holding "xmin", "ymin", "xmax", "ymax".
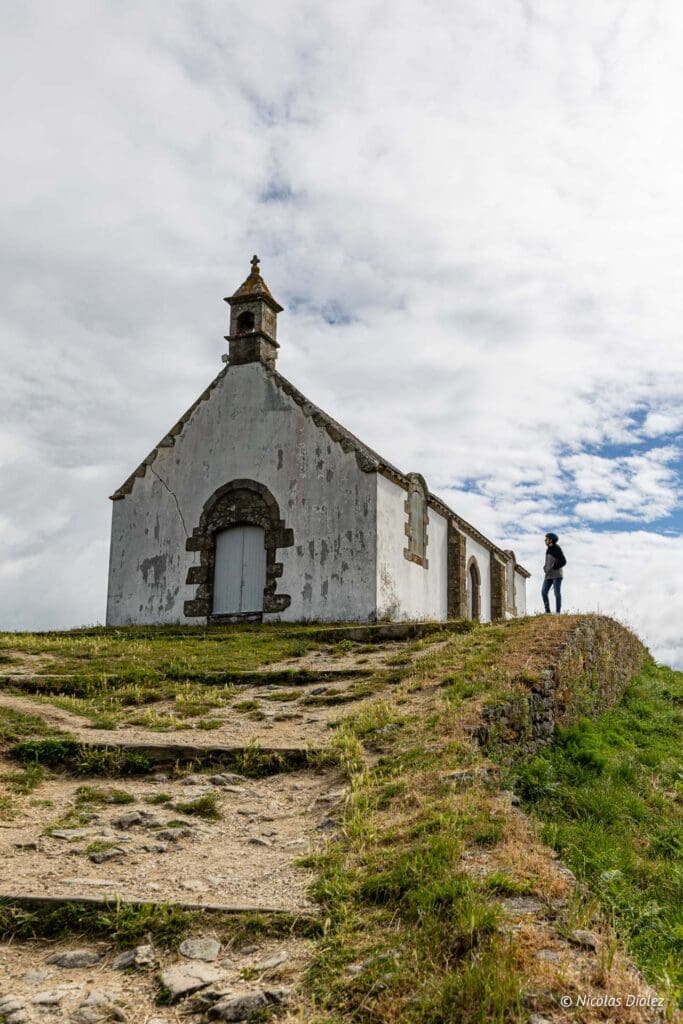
[{"xmin": 544, "ymin": 543, "xmax": 566, "ymax": 579}]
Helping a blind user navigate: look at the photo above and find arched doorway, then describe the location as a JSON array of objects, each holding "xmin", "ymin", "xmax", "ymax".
[
  {"xmin": 213, "ymin": 525, "xmax": 267, "ymax": 615},
  {"xmin": 467, "ymin": 556, "xmax": 481, "ymax": 621},
  {"xmin": 184, "ymin": 479, "xmax": 293, "ymax": 621}
]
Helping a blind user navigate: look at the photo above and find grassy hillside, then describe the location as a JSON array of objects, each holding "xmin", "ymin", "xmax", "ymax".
[{"xmin": 511, "ymin": 659, "xmax": 683, "ymax": 998}]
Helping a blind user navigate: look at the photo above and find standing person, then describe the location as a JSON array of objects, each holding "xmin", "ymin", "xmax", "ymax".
[{"xmin": 542, "ymin": 532, "xmax": 566, "ymax": 613}]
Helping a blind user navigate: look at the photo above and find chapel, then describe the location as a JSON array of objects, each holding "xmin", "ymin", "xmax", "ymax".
[{"xmin": 106, "ymin": 258, "xmax": 529, "ymax": 625}]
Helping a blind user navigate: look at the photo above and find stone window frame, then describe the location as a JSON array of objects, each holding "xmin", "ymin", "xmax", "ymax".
[
  {"xmin": 467, "ymin": 555, "xmax": 481, "ymax": 622},
  {"xmin": 503, "ymin": 549, "xmax": 517, "ymax": 615},
  {"xmin": 403, "ymin": 473, "xmax": 429, "ymax": 569},
  {"xmin": 183, "ymin": 479, "xmax": 293, "ymax": 623}
]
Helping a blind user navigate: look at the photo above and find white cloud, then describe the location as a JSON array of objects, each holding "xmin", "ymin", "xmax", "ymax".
[{"xmin": 0, "ymin": 1, "xmax": 681, "ymax": 666}]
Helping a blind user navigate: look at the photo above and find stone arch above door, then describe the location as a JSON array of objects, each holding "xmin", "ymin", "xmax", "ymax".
[
  {"xmin": 467, "ymin": 555, "xmax": 481, "ymax": 622},
  {"xmin": 183, "ymin": 479, "xmax": 293, "ymax": 621}
]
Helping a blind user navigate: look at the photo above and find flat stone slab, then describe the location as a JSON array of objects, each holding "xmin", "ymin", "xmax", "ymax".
[{"xmin": 160, "ymin": 961, "xmax": 222, "ymax": 1001}]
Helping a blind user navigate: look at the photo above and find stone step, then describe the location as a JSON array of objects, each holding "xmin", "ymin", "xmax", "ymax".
[
  {"xmin": 0, "ymin": 892, "xmax": 317, "ymax": 917},
  {"xmin": 10, "ymin": 738, "xmax": 325, "ymax": 774}
]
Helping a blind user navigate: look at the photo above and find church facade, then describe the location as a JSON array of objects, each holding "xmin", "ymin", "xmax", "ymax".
[{"xmin": 106, "ymin": 259, "xmax": 529, "ymax": 626}]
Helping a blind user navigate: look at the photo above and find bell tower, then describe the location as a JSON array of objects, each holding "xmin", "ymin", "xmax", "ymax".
[{"xmin": 225, "ymin": 255, "xmax": 284, "ymax": 369}]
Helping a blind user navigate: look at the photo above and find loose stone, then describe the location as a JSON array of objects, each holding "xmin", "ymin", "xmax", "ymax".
[
  {"xmin": 248, "ymin": 837, "xmax": 271, "ymax": 847},
  {"xmin": 71, "ymin": 991, "xmax": 126, "ymax": 1023},
  {"xmin": 89, "ymin": 847, "xmax": 127, "ymax": 864},
  {"xmin": 255, "ymin": 949, "xmax": 289, "ymax": 971},
  {"xmin": 32, "ymin": 989, "xmax": 68, "ymax": 1005},
  {"xmin": 112, "ymin": 811, "xmax": 143, "ymax": 829},
  {"xmin": 112, "ymin": 944, "xmax": 157, "ymax": 969},
  {"xmin": 47, "ymin": 949, "xmax": 101, "ymax": 968},
  {"xmin": 179, "ymin": 937, "xmax": 222, "ymax": 962},
  {"xmin": 208, "ymin": 988, "xmax": 290, "ymax": 1021}
]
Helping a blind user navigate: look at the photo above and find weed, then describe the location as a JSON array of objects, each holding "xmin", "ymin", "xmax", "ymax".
[{"xmin": 145, "ymin": 793, "xmax": 173, "ymax": 805}]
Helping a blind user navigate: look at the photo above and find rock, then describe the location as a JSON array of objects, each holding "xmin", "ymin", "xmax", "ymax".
[
  {"xmin": 248, "ymin": 837, "xmax": 271, "ymax": 847},
  {"xmin": 71, "ymin": 991, "xmax": 126, "ymax": 1023},
  {"xmin": 112, "ymin": 944, "xmax": 157, "ymax": 970},
  {"xmin": 500, "ymin": 896, "xmax": 544, "ymax": 916},
  {"xmin": 238, "ymin": 945, "xmax": 259, "ymax": 955},
  {"xmin": 23, "ymin": 970, "xmax": 50, "ymax": 983},
  {"xmin": 0, "ymin": 999, "xmax": 24, "ymax": 1016},
  {"xmin": 112, "ymin": 811, "xmax": 143, "ymax": 829},
  {"xmin": 261, "ymin": 829, "xmax": 277, "ymax": 837},
  {"xmin": 529, "ymin": 1016, "xmax": 553, "ymax": 1024},
  {"xmin": 4, "ymin": 1012, "xmax": 29, "ymax": 1024},
  {"xmin": 47, "ymin": 948, "xmax": 101, "ymax": 968},
  {"xmin": 316, "ymin": 817, "xmax": 339, "ymax": 831},
  {"xmin": 89, "ymin": 847, "xmax": 127, "ymax": 864},
  {"xmin": 156, "ymin": 827, "xmax": 193, "ymax": 842},
  {"xmin": 32, "ymin": 989, "xmax": 68, "ymax": 1005},
  {"xmin": 536, "ymin": 949, "xmax": 560, "ymax": 961},
  {"xmin": 13, "ymin": 840, "xmax": 39, "ymax": 851},
  {"xmin": 50, "ymin": 829, "xmax": 91, "ymax": 840},
  {"xmin": 569, "ymin": 929, "xmax": 599, "ymax": 951},
  {"xmin": 150, "ymin": 773, "xmax": 169, "ymax": 782},
  {"xmin": 142, "ymin": 842, "xmax": 168, "ymax": 853},
  {"xmin": 208, "ymin": 988, "xmax": 290, "ymax": 1021},
  {"xmin": 179, "ymin": 937, "xmax": 222, "ymax": 962},
  {"xmin": 255, "ymin": 949, "xmax": 289, "ymax": 971},
  {"xmin": 345, "ymin": 963, "xmax": 364, "ymax": 976},
  {"xmin": 159, "ymin": 962, "xmax": 221, "ymax": 1002},
  {"xmin": 146, "ymin": 1019, "xmax": 171, "ymax": 1024},
  {"xmin": 182, "ymin": 774, "xmax": 206, "ymax": 785},
  {"xmin": 209, "ymin": 773, "xmax": 246, "ymax": 786}
]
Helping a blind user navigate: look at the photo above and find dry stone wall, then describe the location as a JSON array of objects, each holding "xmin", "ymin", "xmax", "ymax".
[{"xmin": 476, "ymin": 615, "xmax": 647, "ymax": 756}]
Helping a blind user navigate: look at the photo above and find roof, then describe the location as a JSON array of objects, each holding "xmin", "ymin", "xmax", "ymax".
[
  {"xmin": 110, "ymin": 363, "xmax": 531, "ymax": 576},
  {"xmin": 226, "ymin": 255, "xmax": 283, "ymax": 312}
]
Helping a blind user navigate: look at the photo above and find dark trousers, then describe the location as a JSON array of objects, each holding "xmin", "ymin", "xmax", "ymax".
[{"xmin": 542, "ymin": 578, "xmax": 562, "ymax": 613}]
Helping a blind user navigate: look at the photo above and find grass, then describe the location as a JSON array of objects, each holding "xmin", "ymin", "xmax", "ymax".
[
  {"xmin": 75, "ymin": 785, "xmax": 135, "ymax": 805},
  {"xmin": 0, "ymin": 707, "xmax": 62, "ymax": 744},
  {"xmin": 510, "ymin": 659, "xmax": 683, "ymax": 998},
  {"xmin": 172, "ymin": 792, "xmax": 222, "ymax": 820}
]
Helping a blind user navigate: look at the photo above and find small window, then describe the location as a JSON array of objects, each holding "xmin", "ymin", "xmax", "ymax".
[
  {"xmin": 404, "ymin": 474, "xmax": 429, "ymax": 567},
  {"xmin": 236, "ymin": 310, "xmax": 255, "ymax": 333}
]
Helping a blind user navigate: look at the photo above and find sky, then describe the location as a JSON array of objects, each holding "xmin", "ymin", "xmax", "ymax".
[{"xmin": 1, "ymin": 1, "xmax": 681, "ymax": 666}]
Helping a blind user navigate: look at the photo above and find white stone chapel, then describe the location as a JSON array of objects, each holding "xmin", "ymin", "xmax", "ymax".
[{"xmin": 106, "ymin": 258, "xmax": 529, "ymax": 625}]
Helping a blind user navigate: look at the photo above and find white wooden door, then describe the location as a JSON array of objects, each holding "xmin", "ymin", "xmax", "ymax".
[{"xmin": 213, "ymin": 525, "xmax": 266, "ymax": 614}]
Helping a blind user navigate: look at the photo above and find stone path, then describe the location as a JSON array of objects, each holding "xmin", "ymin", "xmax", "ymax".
[{"xmin": 0, "ymin": 628, "xmax": 440, "ymax": 1022}]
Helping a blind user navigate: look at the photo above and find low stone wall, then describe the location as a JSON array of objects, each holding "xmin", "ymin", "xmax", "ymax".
[{"xmin": 476, "ymin": 615, "xmax": 647, "ymax": 756}]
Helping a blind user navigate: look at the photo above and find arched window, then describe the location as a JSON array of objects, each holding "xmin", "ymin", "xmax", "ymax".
[
  {"xmin": 404, "ymin": 474, "xmax": 429, "ymax": 568},
  {"xmin": 236, "ymin": 310, "xmax": 255, "ymax": 333},
  {"xmin": 467, "ymin": 556, "xmax": 481, "ymax": 621}
]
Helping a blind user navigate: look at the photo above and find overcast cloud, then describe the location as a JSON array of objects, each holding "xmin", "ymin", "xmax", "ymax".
[{"xmin": 1, "ymin": 1, "xmax": 681, "ymax": 665}]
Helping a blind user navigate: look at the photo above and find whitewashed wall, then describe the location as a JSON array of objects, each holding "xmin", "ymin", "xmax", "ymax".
[
  {"xmin": 514, "ymin": 571, "xmax": 527, "ymax": 616},
  {"xmin": 376, "ymin": 474, "xmax": 448, "ymax": 621},
  {"xmin": 465, "ymin": 535, "xmax": 492, "ymax": 622},
  {"xmin": 107, "ymin": 362, "xmax": 377, "ymax": 624}
]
